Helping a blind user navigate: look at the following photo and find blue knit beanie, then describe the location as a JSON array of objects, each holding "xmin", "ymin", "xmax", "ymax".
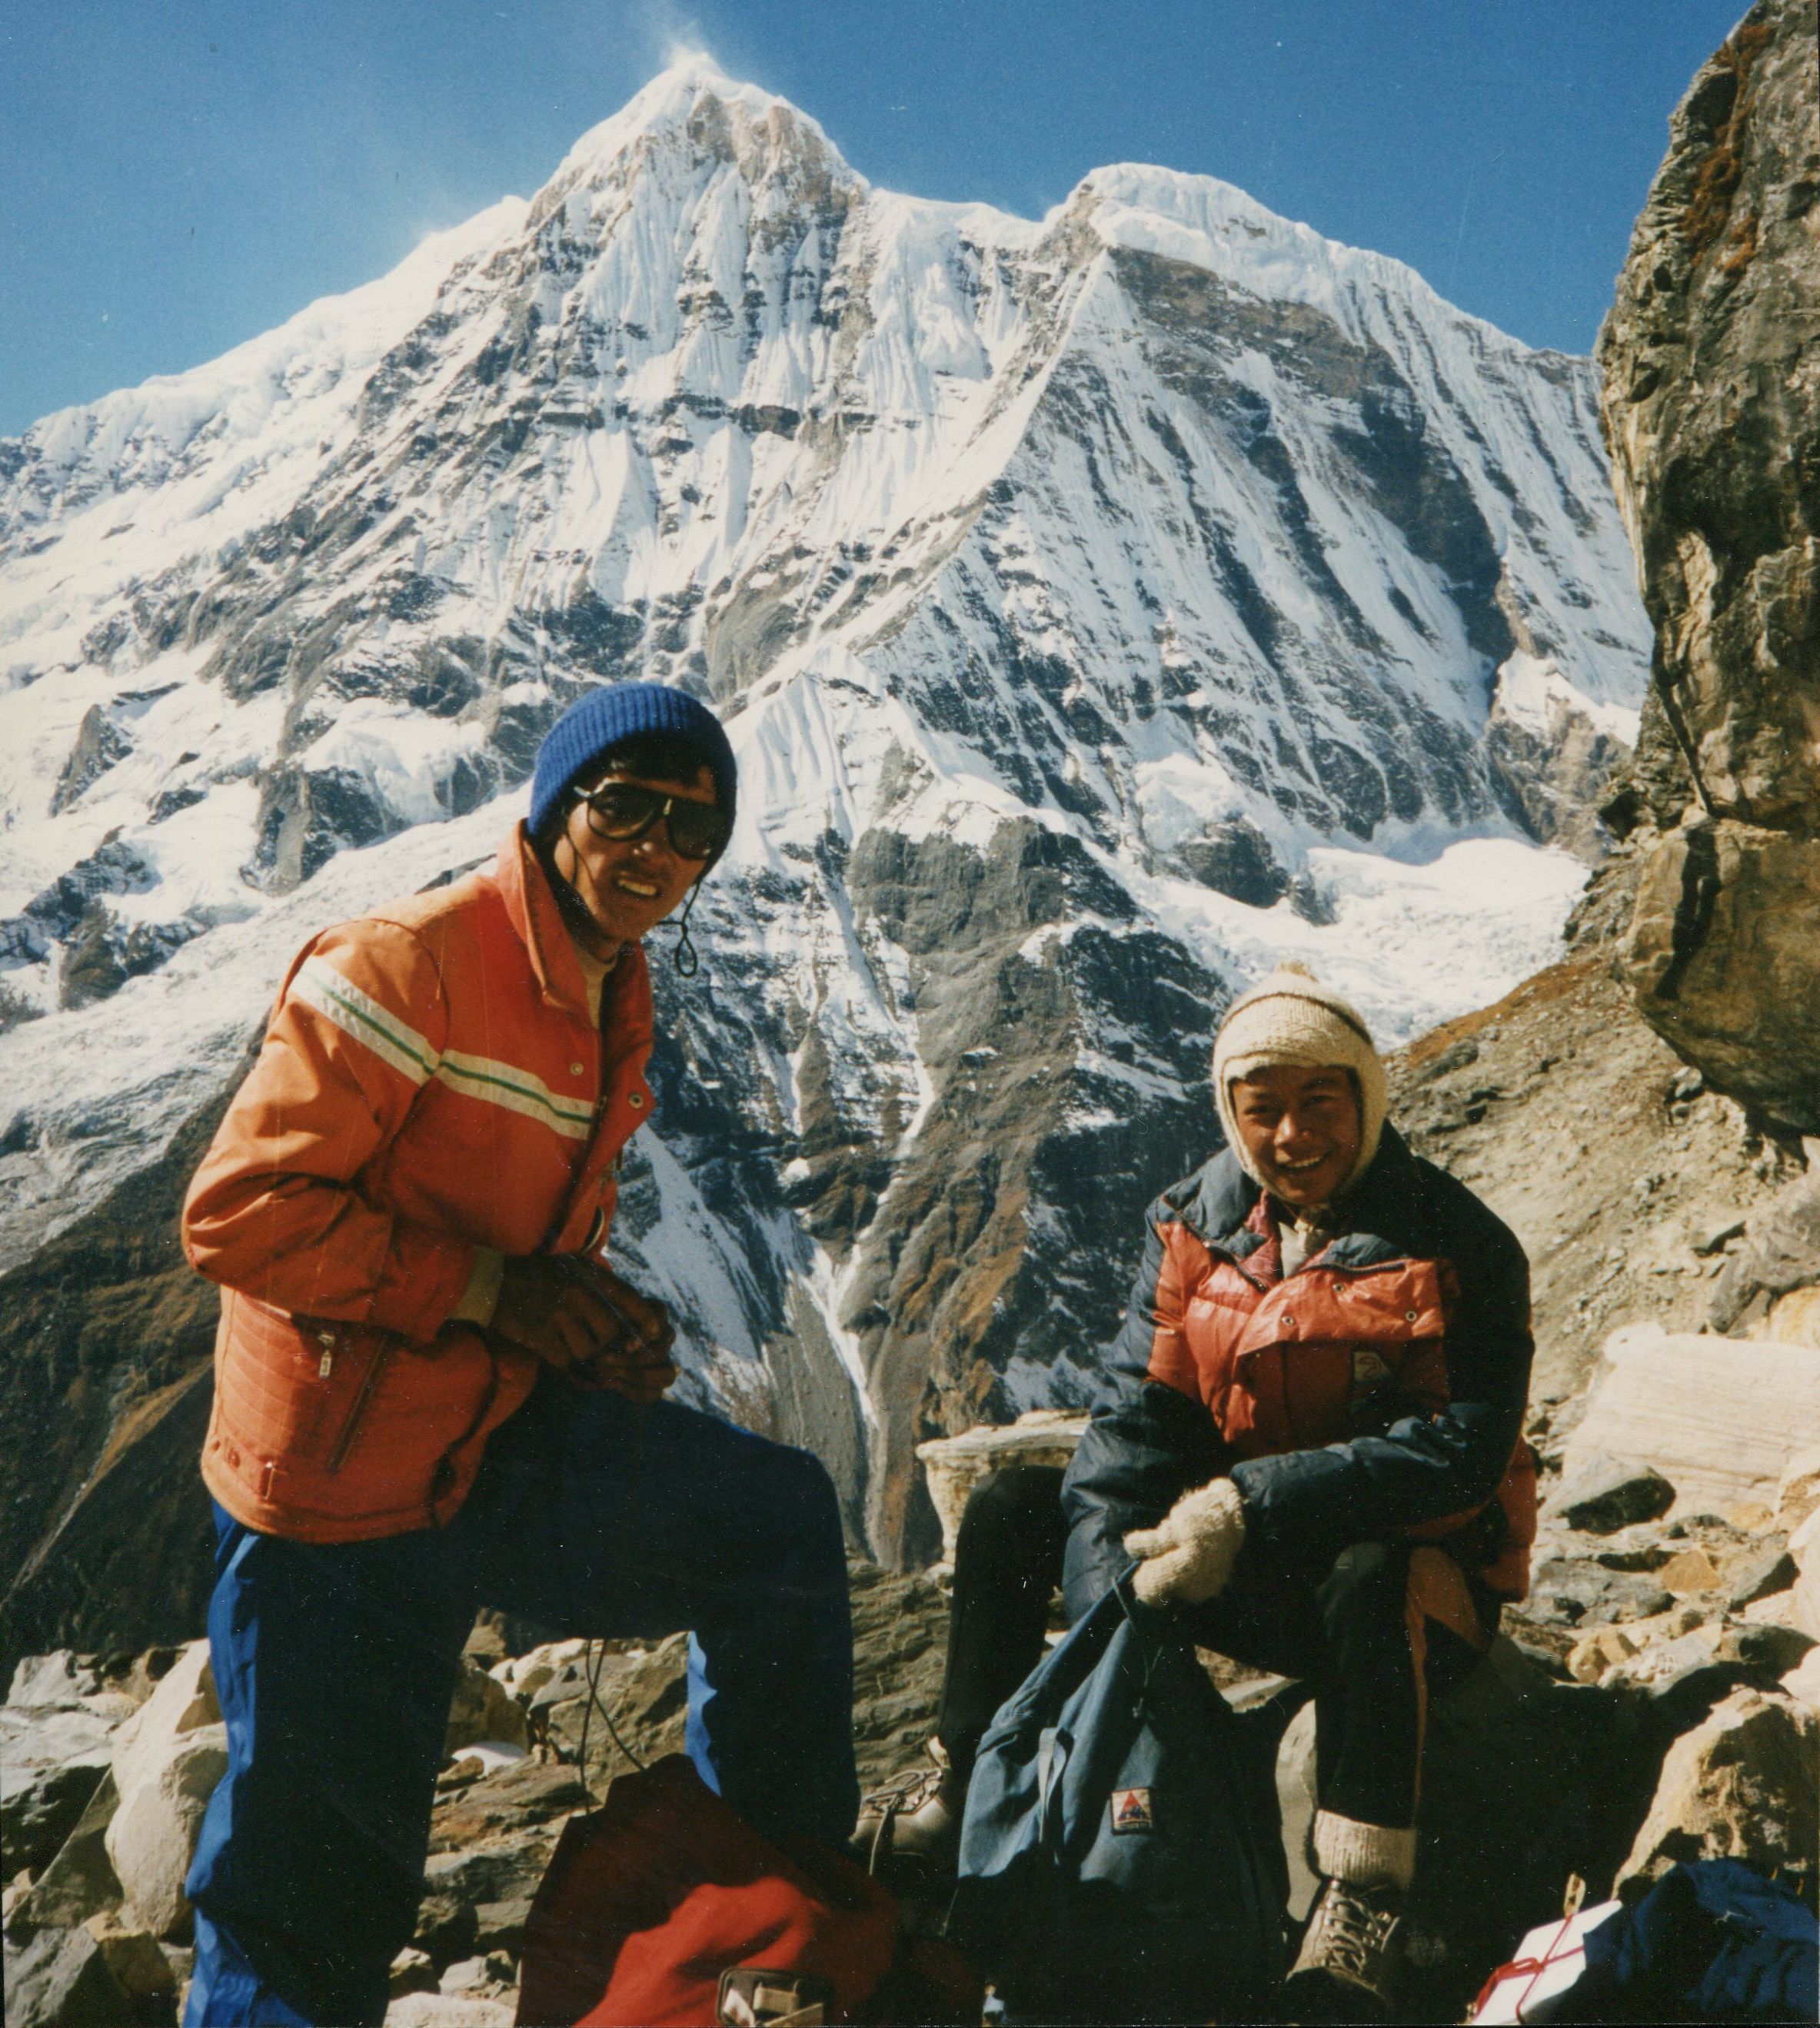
[{"xmin": 529, "ymin": 683, "xmax": 737, "ymax": 842}]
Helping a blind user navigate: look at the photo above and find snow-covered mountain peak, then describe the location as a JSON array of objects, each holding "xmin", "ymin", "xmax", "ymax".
[
  {"xmin": 0, "ymin": 63, "xmax": 1654, "ymax": 1556},
  {"xmin": 536, "ymin": 55, "xmax": 860, "ymax": 222}
]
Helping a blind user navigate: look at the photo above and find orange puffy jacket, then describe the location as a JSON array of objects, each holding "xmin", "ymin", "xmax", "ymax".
[
  {"xmin": 182, "ymin": 823, "xmax": 655, "ymax": 1543},
  {"xmin": 1063, "ymin": 1129, "xmax": 1536, "ymax": 1611}
]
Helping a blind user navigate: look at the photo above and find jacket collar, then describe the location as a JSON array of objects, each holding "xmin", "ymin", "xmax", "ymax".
[
  {"xmin": 495, "ymin": 822, "xmax": 598, "ymax": 1022},
  {"xmin": 1168, "ymin": 1124, "xmax": 1426, "ymax": 1267}
]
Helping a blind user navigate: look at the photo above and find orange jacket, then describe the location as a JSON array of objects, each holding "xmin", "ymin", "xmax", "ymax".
[
  {"xmin": 1147, "ymin": 1213, "xmax": 1536, "ymax": 1597},
  {"xmin": 1063, "ymin": 1130, "xmax": 1536, "ymax": 1608},
  {"xmin": 183, "ymin": 824, "xmax": 656, "ymax": 1542}
]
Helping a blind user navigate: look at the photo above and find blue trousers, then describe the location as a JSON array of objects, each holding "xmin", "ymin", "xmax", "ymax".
[{"xmin": 183, "ymin": 1379, "xmax": 857, "ymax": 2027}]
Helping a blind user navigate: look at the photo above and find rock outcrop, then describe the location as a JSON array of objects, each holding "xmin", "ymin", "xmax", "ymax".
[
  {"xmin": 1597, "ymin": 0, "xmax": 1820, "ymax": 1130},
  {"xmin": 914, "ymin": 1408, "xmax": 1089, "ymax": 1563},
  {"xmin": 1617, "ymin": 1686, "xmax": 1818, "ymax": 1890},
  {"xmin": 104, "ymin": 1644, "xmax": 225, "ymax": 1941}
]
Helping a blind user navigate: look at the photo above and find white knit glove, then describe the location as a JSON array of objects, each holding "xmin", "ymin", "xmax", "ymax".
[{"xmin": 1123, "ymin": 1478, "xmax": 1247, "ymax": 1606}]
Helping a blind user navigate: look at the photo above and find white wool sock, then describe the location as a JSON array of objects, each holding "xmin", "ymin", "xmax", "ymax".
[{"xmin": 1313, "ymin": 1809, "xmax": 1416, "ymax": 1893}]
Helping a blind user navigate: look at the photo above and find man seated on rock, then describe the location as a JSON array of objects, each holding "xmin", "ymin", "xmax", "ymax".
[
  {"xmin": 857, "ymin": 962, "xmax": 1536, "ymax": 2021},
  {"xmin": 177, "ymin": 684, "xmax": 857, "ymax": 2028}
]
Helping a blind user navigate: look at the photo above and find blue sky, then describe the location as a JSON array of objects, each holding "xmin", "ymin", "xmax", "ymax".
[{"xmin": 2, "ymin": 0, "xmax": 1743, "ymax": 438}]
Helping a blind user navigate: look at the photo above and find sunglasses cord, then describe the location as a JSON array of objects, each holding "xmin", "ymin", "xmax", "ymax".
[{"xmin": 672, "ymin": 887, "xmax": 700, "ymax": 976}]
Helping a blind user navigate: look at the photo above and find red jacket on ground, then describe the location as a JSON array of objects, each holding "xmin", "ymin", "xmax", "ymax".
[{"xmin": 183, "ymin": 824, "xmax": 655, "ymax": 1543}]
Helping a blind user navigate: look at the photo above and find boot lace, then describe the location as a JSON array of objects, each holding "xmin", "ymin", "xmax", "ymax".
[{"xmin": 1311, "ymin": 1881, "xmax": 1402, "ymax": 1988}]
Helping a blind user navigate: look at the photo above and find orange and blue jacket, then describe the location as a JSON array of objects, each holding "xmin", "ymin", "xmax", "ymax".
[
  {"xmin": 181, "ymin": 823, "xmax": 656, "ymax": 1544},
  {"xmin": 1061, "ymin": 1126, "xmax": 1536, "ymax": 1613}
]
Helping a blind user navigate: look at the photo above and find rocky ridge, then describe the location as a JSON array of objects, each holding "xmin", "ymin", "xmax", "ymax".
[{"xmin": 1596, "ymin": 0, "xmax": 1820, "ymax": 1132}]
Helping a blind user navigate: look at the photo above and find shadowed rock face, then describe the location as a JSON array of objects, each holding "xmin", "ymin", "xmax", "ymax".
[{"xmin": 1597, "ymin": 0, "xmax": 1820, "ymax": 1129}]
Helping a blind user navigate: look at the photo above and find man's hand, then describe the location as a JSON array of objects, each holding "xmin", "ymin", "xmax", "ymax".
[
  {"xmin": 490, "ymin": 1256, "xmax": 677, "ymax": 1402},
  {"xmin": 1123, "ymin": 1478, "xmax": 1247, "ymax": 1606}
]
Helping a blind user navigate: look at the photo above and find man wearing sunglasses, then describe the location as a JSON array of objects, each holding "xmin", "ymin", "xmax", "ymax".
[{"xmin": 178, "ymin": 683, "xmax": 858, "ymax": 2027}]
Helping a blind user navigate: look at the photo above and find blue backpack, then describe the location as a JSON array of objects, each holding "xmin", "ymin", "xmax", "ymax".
[{"xmin": 947, "ymin": 1574, "xmax": 1286, "ymax": 2024}]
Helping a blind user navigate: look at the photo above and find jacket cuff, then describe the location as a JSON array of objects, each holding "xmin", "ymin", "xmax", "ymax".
[
  {"xmin": 449, "ymin": 1246, "xmax": 506, "ymax": 1328},
  {"xmin": 366, "ymin": 1225, "xmax": 481, "ymax": 1341}
]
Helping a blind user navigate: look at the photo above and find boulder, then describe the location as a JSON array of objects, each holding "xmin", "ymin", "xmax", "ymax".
[
  {"xmin": 1658, "ymin": 1547, "xmax": 1724, "ymax": 1596},
  {"xmin": 1763, "ymin": 1287, "xmax": 1820, "ymax": 1349},
  {"xmin": 1523, "ymin": 1557, "xmax": 1674, "ymax": 1627},
  {"xmin": 526, "ymin": 1634, "xmax": 689, "ymax": 1780},
  {"xmin": 914, "ymin": 1410, "xmax": 1089, "ymax": 1564},
  {"xmin": 489, "ymin": 1639, "xmax": 587, "ymax": 1704},
  {"xmin": 428, "ymin": 1760, "xmax": 584, "ymax": 1855},
  {"xmin": 6, "ymin": 1654, "xmax": 105, "ymax": 1709},
  {"xmin": 1775, "ymin": 1445, "xmax": 1820, "ymax": 1533},
  {"xmin": 411, "ymin": 1892, "xmax": 479, "ymax": 1970},
  {"xmin": 82, "ymin": 1913, "xmax": 174, "ymax": 2001},
  {"xmin": 1, "ymin": 1924, "xmax": 132, "ymax": 2028},
  {"xmin": 1712, "ymin": 1173, "xmax": 1820, "ymax": 1337},
  {"xmin": 1567, "ymin": 1626, "xmax": 1641, "ymax": 1684},
  {"xmin": 1597, "ymin": 0, "xmax": 1820, "ymax": 1128},
  {"xmin": 1604, "ymin": 1628, "xmax": 1722, "ymax": 1694},
  {"xmin": 1789, "ymin": 1507, "xmax": 1820, "ymax": 1642},
  {"xmin": 1543, "ymin": 1453, "xmax": 1675, "ymax": 1534},
  {"xmin": 390, "ymin": 1947, "xmax": 439, "ymax": 1999},
  {"xmin": 12, "ymin": 1773, "xmax": 123, "ymax": 1937},
  {"xmin": 2, "ymin": 1758, "xmax": 109, "ymax": 1880},
  {"xmin": 444, "ymin": 1661, "xmax": 527, "ymax": 1756},
  {"xmin": 2, "ymin": 1651, "xmax": 133, "ymax": 1879},
  {"xmin": 104, "ymin": 1639, "xmax": 226, "ymax": 1939},
  {"xmin": 1719, "ymin": 1621, "xmax": 1815, "ymax": 1677},
  {"xmin": 1616, "ymin": 1687, "xmax": 1818, "ymax": 1891},
  {"xmin": 1562, "ymin": 1323, "xmax": 1820, "ymax": 1517},
  {"xmin": 384, "ymin": 1995, "xmax": 515, "ymax": 2027},
  {"xmin": 1780, "ymin": 1645, "xmax": 1820, "ymax": 1711},
  {"xmin": 1728, "ymin": 1548, "xmax": 1797, "ymax": 1610}
]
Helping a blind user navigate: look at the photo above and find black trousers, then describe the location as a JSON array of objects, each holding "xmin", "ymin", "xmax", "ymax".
[{"xmin": 935, "ymin": 1464, "xmax": 1492, "ymax": 1830}]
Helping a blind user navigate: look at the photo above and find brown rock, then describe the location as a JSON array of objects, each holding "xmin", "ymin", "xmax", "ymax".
[
  {"xmin": 105, "ymin": 1640, "xmax": 227, "ymax": 1939},
  {"xmin": 427, "ymin": 1760, "xmax": 587, "ymax": 1855},
  {"xmin": 1790, "ymin": 1508, "xmax": 1820, "ymax": 1641},
  {"xmin": 82, "ymin": 1913, "xmax": 175, "ymax": 1999},
  {"xmin": 12, "ymin": 1772, "xmax": 122, "ymax": 1937},
  {"xmin": 1566, "ymin": 1627, "xmax": 1639, "ymax": 1684},
  {"xmin": 1561, "ymin": 1322, "xmax": 1820, "ymax": 1518},
  {"xmin": 1659, "ymin": 1547, "xmax": 1724, "ymax": 1595},
  {"xmin": 390, "ymin": 1947, "xmax": 439, "ymax": 1999},
  {"xmin": 1617, "ymin": 1687, "xmax": 1818, "ymax": 1890},
  {"xmin": 1596, "ymin": 0, "xmax": 1820, "ymax": 1129},
  {"xmin": 915, "ymin": 1411, "xmax": 1088, "ymax": 1563},
  {"xmin": 1775, "ymin": 1444, "xmax": 1820, "ymax": 1532},
  {"xmin": 443, "ymin": 1661, "xmax": 526, "ymax": 1756},
  {"xmin": 1763, "ymin": 1287, "xmax": 1820, "ymax": 1349}
]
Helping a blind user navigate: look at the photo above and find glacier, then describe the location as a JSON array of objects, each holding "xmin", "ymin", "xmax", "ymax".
[{"xmin": 0, "ymin": 58, "xmax": 1650, "ymax": 1562}]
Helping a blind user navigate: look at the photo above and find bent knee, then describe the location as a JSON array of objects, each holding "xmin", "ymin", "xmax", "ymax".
[
  {"xmin": 957, "ymin": 1464, "xmax": 1066, "ymax": 1543},
  {"xmin": 757, "ymin": 1438, "xmax": 845, "ymax": 1539}
]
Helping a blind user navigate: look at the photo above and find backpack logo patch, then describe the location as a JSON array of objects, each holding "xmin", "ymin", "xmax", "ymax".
[{"xmin": 1110, "ymin": 1786, "xmax": 1155, "ymax": 1834}]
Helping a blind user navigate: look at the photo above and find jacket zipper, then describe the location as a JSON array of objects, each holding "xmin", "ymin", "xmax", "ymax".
[{"xmin": 324, "ymin": 1335, "xmax": 395, "ymax": 1474}]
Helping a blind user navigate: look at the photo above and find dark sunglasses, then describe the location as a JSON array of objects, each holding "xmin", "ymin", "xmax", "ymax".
[{"xmin": 574, "ymin": 780, "xmax": 732, "ymax": 862}]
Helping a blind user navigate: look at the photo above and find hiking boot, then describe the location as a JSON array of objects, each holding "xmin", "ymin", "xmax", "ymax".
[
  {"xmin": 849, "ymin": 1737, "xmax": 964, "ymax": 1896},
  {"xmin": 1280, "ymin": 1877, "xmax": 1406, "ymax": 2022}
]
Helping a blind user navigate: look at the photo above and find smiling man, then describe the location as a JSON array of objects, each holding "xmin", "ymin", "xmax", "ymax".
[
  {"xmin": 1063, "ymin": 960, "xmax": 1537, "ymax": 2020},
  {"xmin": 177, "ymin": 683, "xmax": 858, "ymax": 2028}
]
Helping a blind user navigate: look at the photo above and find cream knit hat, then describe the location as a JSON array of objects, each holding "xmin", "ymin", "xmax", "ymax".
[{"xmin": 1212, "ymin": 962, "xmax": 1387, "ymax": 1195}]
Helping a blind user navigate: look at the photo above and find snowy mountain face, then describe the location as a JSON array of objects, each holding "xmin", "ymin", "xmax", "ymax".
[{"xmin": 0, "ymin": 65, "xmax": 1650, "ymax": 1561}]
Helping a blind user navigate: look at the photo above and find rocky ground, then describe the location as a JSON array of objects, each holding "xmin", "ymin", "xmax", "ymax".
[
  {"xmin": 1, "ymin": 1562, "xmax": 950, "ymax": 2027},
  {"xmin": 1386, "ymin": 868, "xmax": 1800, "ymax": 1418}
]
